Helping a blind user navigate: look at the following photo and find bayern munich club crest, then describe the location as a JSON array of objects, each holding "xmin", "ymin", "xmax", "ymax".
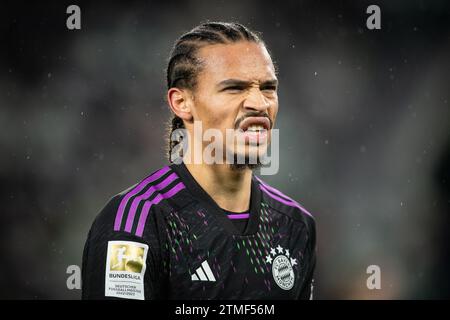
[{"xmin": 265, "ymin": 245, "xmax": 297, "ymax": 290}]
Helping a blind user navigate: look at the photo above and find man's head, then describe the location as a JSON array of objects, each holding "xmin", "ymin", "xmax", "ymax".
[{"xmin": 166, "ymin": 22, "xmax": 278, "ymax": 169}]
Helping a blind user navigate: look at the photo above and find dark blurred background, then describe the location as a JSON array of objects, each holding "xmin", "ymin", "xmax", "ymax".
[{"xmin": 1, "ymin": 0, "xmax": 449, "ymax": 299}]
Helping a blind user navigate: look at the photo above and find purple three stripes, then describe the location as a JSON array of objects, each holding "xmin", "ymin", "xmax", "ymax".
[
  {"xmin": 135, "ymin": 182, "xmax": 186, "ymax": 237},
  {"xmin": 124, "ymin": 172, "xmax": 179, "ymax": 232},
  {"xmin": 114, "ymin": 168, "xmax": 185, "ymax": 236},
  {"xmin": 255, "ymin": 176, "xmax": 313, "ymax": 218},
  {"xmin": 114, "ymin": 166, "xmax": 170, "ymax": 230}
]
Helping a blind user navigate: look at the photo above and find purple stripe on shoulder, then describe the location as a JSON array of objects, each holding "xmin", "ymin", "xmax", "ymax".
[
  {"xmin": 259, "ymin": 184, "xmax": 313, "ymax": 218},
  {"xmin": 124, "ymin": 172, "xmax": 179, "ymax": 232},
  {"xmin": 114, "ymin": 166, "xmax": 170, "ymax": 231},
  {"xmin": 255, "ymin": 176, "xmax": 292, "ymax": 202},
  {"xmin": 135, "ymin": 182, "xmax": 186, "ymax": 237}
]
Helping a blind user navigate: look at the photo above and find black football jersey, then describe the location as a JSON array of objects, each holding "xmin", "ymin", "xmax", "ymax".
[{"xmin": 82, "ymin": 162, "xmax": 316, "ymax": 300}]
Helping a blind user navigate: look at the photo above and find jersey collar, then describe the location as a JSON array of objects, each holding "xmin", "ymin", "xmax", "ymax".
[{"xmin": 170, "ymin": 162, "xmax": 261, "ymax": 236}]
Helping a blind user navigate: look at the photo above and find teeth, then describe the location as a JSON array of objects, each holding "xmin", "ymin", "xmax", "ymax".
[{"xmin": 247, "ymin": 125, "xmax": 264, "ymax": 132}]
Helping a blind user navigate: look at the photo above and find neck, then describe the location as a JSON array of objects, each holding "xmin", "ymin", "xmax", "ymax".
[{"xmin": 183, "ymin": 160, "xmax": 253, "ymax": 213}]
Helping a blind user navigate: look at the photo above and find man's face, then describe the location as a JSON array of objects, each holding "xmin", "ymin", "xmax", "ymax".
[{"xmin": 188, "ymin": 41, "xmax": 279, "ymax": 165}]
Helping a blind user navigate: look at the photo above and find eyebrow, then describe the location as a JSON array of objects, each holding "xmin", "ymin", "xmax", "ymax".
[{"xmin": 217, "ymin": 78, "xmax": 278, "ymax": 89}]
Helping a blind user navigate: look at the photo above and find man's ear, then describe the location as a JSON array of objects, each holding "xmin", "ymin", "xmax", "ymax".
[{"xmin": 167, "ymin": 87, "xmax": 193, "ymax": 122}]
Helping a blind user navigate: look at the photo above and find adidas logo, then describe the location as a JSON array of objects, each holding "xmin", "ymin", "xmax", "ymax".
[{"xmin": 191, "ymin": 260, "xmax": 216, "ymax": 282}]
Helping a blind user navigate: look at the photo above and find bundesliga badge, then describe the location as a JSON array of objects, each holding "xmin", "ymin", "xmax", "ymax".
[{"xmin": 105, "ymin": 240, "xmax": 148, "ymax": 300}]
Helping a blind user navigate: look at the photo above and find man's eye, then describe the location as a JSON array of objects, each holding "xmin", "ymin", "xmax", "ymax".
[
  {"xmin": 261, "ymin": 86, "xmax": 277, "ymax": 92},
  {"xmin": 224, "ymin": 86, "xmax": 244, "ymax": 92}
]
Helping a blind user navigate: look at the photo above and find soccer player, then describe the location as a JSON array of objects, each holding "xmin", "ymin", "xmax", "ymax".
[{"xmin": 82, "ymin": 22, "xmax": 316, "ymax": 300}]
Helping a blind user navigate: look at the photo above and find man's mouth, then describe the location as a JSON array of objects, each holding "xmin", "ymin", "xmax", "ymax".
[
  {"xmin": 237, "ymin": 116, "xmax": 271, "ymax": 143},
  {"xmin": 238, "ymin": 116, "xmax": 271, "ymax": 132},
  {"xmin": 246, "ymin": 125, "xmax": 266, "ymax": 133}
]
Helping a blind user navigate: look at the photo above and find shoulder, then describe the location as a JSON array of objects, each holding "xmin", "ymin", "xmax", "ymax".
[
  {"xmin": 254, "ymin": 175, "xmax": 316, "ymax": 230},
  {"xmin": 92, "ymin": 165, "xmax": 190, "ymax": 239}
]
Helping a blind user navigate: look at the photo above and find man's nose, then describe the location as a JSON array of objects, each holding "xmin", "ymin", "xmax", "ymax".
[{"xmin": 243, "ymin": 88, "xmax": 270, "ymax": 112}]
